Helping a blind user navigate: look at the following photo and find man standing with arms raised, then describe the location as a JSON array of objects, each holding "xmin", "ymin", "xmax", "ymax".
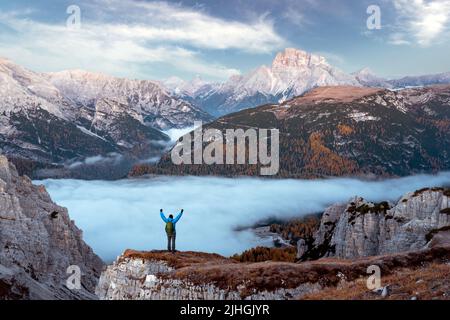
[{"xmin": 160, "ymin": 209, "xmax": 184, "ymax": 253}]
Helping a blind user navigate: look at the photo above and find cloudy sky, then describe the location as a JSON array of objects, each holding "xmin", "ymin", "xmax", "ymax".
[{"xmin": 0, "ymin": 0, "xmax": 449, "ymax": 81}]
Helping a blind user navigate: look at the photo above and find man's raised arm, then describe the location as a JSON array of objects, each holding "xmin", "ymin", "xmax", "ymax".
[
  {"xmin": 173, "ymin": 209, "xmax": 184, "ymax": 223},
  {"xmin": 160, "ymin": 209, "xmax": 168, "ymax": 222}
]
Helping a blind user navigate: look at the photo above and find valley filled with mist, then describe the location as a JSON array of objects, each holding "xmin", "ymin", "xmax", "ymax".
[{"xmin": 39, "ymin": 172, "xmax": 450, "ymax": 261}]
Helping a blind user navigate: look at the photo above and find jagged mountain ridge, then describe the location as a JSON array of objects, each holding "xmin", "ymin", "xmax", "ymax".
[
  {"xmin": 0, "ymin": 57, "xmax": 212, "ymax": 176},
  {"xmin": 131, "ymin": 85, "xmax": 450, "ymax": 178},
  {"xmin": 164, "ymin": 48, "xmax": 450, "ymax": 116},
  {"xmin": 165, "ymin": 48, "xmax": 360, "ymax": 116},
  {"xmin": 0, "ymin": 58, "xmax": 120, "ymax": 168},
  {"xmin": 351, "ymin": 67, "xmax": 393, "ymax": 88},
  {"xmin": 45, "ymin": 69, "xmax": 212, "ymax": 130}
]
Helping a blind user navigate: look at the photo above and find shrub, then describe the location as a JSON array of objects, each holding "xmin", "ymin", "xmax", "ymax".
[
  {"xmin": 348, "ymin": 201, "xmax": 390, "ymax": 215},
  {"xmin": 232, "ymin": 246, "xmax": 297, "ymax": 263},
  {"xmin": 269, "ymin": 214, "xmax": 321, "ymax": 244}
]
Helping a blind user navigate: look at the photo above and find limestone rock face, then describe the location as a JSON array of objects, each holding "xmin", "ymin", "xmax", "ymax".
[
  {"xmin": 95, "ymin": 258, "xmax": 243, "ymax": 300},
  {"xmin": 0, "ymin": 155, "xmax": 104, "ymax": 299},
  {"xmin": 305, "ymin": 189, "xmax": 450, "ymax": 259},
  {"xmin": 96, "ymin": 250, "xmax": 322, "ymax": 300},
  {"xmin": 296, "ymin": 239, "xmax": 307, "ymax": 259}
]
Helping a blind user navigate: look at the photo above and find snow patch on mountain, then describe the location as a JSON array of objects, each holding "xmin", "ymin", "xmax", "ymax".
[{"xmin": 348, "ymin": 111, "xmax": 380, "ymax": 122}]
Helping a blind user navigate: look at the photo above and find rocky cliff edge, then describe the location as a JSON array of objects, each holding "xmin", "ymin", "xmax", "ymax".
[{"xmin": 0, "ymin": 155, "xmax": 104, "ymax": 299}]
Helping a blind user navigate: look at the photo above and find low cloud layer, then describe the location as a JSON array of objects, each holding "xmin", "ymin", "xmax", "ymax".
[
  {"xmin": 39, "ymin": 172, "xmax": 450, "ymax": 262},
  {"xmin": 66, "ymin": 153, "xmax": 124, "ymax": 169}
]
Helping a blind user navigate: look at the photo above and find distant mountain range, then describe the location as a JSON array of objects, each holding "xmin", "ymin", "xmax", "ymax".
[
  {"xmin": 1, "ymin": 48, "xmax": 449, "ymax": 178},
  {"xmin": 132, "ymin": 85, "xmax": 450, "ymax": 178},
  {"xmin": 163, "ymin": 48, "xmax": 450, "ymax": 116},
  {"xmin": 0, "ymin": 57, "xmax": 211, "ymax": 177},
  {"xmin": 44, "ymin": 70, "xmax": 211, "ymax": 130}
]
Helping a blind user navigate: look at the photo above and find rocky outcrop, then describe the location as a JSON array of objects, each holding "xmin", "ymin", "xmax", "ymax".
[
  {"xmin": 96, "ymin": 246, "xmax": 450, "ymax": 300},
  {"xmin": 297, "ymin": 203, "xmax": 346, "ymax": 260},
  {"xmin": 96, "ymin": 250, "xmax": 324, "ymax": 300},
  {"xmin": 299, "ymin": 188, "xmax": 450, "ymax": 260},
  {"xmin": 0, "ymin": 155, "xmax": 104, "ymax": 299}
]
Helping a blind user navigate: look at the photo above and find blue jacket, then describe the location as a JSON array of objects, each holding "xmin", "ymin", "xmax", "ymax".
[{"xmin": 160, "ymin": 211, "xmax": 183, "ymax": 231}]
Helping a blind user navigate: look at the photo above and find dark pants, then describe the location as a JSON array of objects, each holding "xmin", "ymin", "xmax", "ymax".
[{"xmin": 167, "ymin": 233, "xmax": 176, "ymax": 252}]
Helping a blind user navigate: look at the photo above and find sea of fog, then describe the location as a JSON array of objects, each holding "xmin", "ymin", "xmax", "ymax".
[{"xmin": 38, "ymin": 173, "xmax": 450, "ymax": 262}]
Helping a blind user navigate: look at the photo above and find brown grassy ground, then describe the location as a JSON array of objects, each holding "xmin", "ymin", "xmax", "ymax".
[
  {"xmin": 123, "ymin": 246, "xmax": 450, "ymax": 299},
  {"xmin": 289, "ymin": 86, "xmax": 383, "ymax": 104},
  {"xmin": 121, "ymin": 249, "xmax": 233, "ymax": 269},
  {"xmin": 231, "ymin": 246, "xmax": 297, "ymax": 263},
  {"xmin": 302, "ymin": 263, "xmax": 450, "ymax": 300}
]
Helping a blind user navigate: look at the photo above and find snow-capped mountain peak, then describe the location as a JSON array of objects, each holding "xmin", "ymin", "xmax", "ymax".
[
  {"xmin": 163, "ymin": 75, "xmax": 215, "ymax": 97},
  {"xmin": 353, "ymin": 67, "xmax": 374, "ymax": 75},
  {"xmin": 0, "ymin": 57, "xmax": 70, "ymax": 118},
  {"xmin": 163, "ymin": 76, "xmax": 186, "ymax": 92},
  {"xmin": 272, "ymin": 48, "xmax": 328, "ymax": 70},
  {"xmin": 351, "ymin": 67, "xmax": 391, "ymax": 88},
  {"xmin": 182, "ymin": 48, "xmax": 361, "ymax": 115}
]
